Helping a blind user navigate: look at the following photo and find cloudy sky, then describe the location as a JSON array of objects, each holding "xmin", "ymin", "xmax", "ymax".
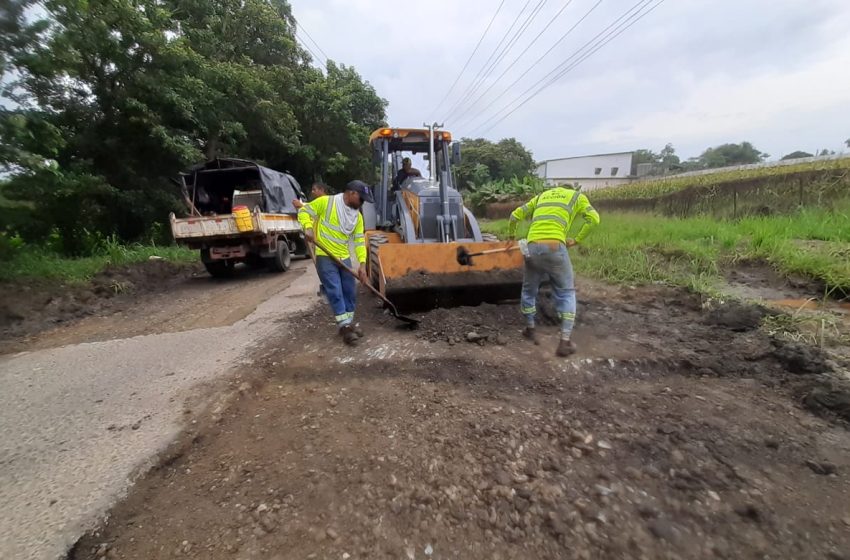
[{"xmin": 293, "ymin": 0, "xmax": 850, "ymax": 162}]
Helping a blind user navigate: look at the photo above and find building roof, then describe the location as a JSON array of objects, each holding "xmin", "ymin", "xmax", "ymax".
[{"xmin": 536, "ymin": 151, "xmax": 633, "ymax": 165}]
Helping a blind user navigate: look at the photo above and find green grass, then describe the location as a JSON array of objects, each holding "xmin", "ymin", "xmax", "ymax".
[
  {"xmin": 0, "ymin": 243, "xmax": 197, "ymax": 283},
  {"xmin": 480, "ymin": 206, "xmax": 850, "ymax": 294},
  {"xmin": 589, "ymin": 156, "xmax": 850, "ymax": 201}
]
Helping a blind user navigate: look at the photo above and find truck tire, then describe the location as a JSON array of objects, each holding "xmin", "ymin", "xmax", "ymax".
[
  {"xmin": 267, "ymin": 240, "xmax": 291, "ymax": 272},
  {"xmin": 203, "ymin": 259, "xmax": 235, "ymax": 278},
  {"xmin": 245, "ymin": 253, "xmax": 266, "ymax": 269}
]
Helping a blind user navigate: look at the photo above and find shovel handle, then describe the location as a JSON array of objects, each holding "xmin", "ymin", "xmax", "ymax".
[
  {"xmin": 468, "ymin": 245, "xmax": 521, "ymax": 258},
  {"xmin": 309, "ymin": 236, "xmax": 398, "ymax": 311}
]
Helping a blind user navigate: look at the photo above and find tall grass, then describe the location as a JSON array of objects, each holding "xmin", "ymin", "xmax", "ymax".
[
  {"xmin": 480, "ymin": 207, "xmax": 850, "ymax": 293},
  {"xmin": 589, "ymin": 156, "xmax": 850, "ymax": 201},
  {"xmin": 1, "ymin": 240, "xmax": 196, "ymax": 283}
]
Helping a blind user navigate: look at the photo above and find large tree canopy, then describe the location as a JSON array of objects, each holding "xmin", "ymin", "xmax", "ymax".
[
  {"xmin": 693, "ymin": 142, "xmax": 768, "ymax": 169},
  {"xmin": 0, "ymin": 0, "xmax": 386, "ymax": 254},
  {"xmin": 455, "ymin": 137, "xmax": 535, "ymax": 190}
]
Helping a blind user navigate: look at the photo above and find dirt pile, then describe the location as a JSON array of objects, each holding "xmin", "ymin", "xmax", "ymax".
[
  {"xmin": 415, "ymin": 303, "xmax": 523, "ymax": 345},
  {"xmin": 67, "ymin": 281, "xmax": 850, "ymax": 560},
  {"xmin": 0, "ymin": 259, "xmax": 202, "ymax": 346},
  {"xmin": 70, "ymin": 355, "xmax": 850, "ymax": 560}
]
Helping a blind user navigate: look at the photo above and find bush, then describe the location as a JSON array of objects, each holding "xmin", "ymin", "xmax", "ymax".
[{"xmin": 466, "ymin": 176, "xmax": 547, "ymax": 210}]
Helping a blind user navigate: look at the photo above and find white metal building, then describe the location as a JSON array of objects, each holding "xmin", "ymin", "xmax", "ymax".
[{"xmin": 536, "ymin": 152, "xmax": 634, "ymax": 191}]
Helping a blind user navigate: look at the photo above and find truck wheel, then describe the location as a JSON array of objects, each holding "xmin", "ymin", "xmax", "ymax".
[
  {"xmin": 245, "ymin": 253, "xmax": 266, "ymax": 269},
  {"xmin": 203, "ymin": 259, "xmax": 235, "ymax": 278},
  {"xmin": 267, "ymin": 241, "xmax": 291, "ymax": 272},
  {"xmin": 201, "ymin": 249, "xmax": 235, "ymax": 278}
]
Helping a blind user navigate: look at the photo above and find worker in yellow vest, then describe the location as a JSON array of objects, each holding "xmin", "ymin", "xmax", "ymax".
[
  {"xmin": 298, "ymin": 180, "xmax": 373, "ymax": 345},
  {"xmin": 508, "ymin": 185, "xmax": 600, "ymax": 356}
]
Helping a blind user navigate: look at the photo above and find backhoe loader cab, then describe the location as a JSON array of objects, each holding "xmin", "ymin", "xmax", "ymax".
[{"xmin": 362, "ymin": 127, "xmax": 523, "ymax": 309}]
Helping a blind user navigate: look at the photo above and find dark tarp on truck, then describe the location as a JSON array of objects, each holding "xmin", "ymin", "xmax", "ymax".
[{"xmin": 180, "ymin": 158, "xmax": 305, "ymax": 215}]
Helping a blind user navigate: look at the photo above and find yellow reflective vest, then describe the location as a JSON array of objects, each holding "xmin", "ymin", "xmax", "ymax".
[
  {"xmin": 297, "ymin": 194, "xmax": 367, "ymax": 264},
  {"xmin": 508, "ymin": 187, "xmax": 600, "ymax": 244}
]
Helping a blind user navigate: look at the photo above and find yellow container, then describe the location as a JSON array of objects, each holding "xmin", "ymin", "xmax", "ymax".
[{"xmin": 232, "ymin": 205, "xmax": 254, "ymax": 232}]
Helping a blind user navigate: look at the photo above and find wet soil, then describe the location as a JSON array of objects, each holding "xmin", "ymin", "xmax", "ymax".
[
  {"xmin": 68, "ymin": 279, "xmax": 850, "ymax": 560},
  {"xmin": 0, "ymin": 260, "xmax": 306, "ymax": 355}
]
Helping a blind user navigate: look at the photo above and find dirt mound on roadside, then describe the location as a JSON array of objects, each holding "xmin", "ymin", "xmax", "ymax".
[{"xmin": 0, "ymin": 259, "xmax": 202, "ymax": 346}]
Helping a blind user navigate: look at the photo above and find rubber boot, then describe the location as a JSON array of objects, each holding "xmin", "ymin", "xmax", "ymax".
[
  {"xmin": 353, "ymin": 322, "xmax": 365, "ymax": 339},
  {"xmin": 522, "ymin": 327, "xmax": 540, "ymax": 345},
  {"xmin": 556, "ymin": 338, "xmax": 576, "ymax": 357},
  {"xmin": 339, "ymin": 324, "xmax": 359, "ymax": 346}
]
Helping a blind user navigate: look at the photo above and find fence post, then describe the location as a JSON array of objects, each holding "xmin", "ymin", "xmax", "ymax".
[
  {"xmin": 733, "ymin": 187, "xmax": 737, "ymax": 219},
  {"xmin": 798, "ymin": 178, "xmax": 804, "ymax": 207}
]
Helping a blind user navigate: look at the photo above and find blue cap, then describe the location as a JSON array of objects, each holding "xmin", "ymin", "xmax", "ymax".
[{"xmin": 346, "ymin": 180, "xmax": 375, "ymax": 203}]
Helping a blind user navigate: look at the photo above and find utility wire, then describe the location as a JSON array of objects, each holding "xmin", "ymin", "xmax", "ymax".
[
  {"xmin": 295, "ymin": 31, "xmax": 326, "ymax": 67},
  {"xmin": 292, "ymin": 15, "xmax": 330, "ymax": 62},
  {"xmin": 430, "ymin": 0, "xmax": 507, "ymax": 117},
  {"xmin": 453, "ymin": 0, "xmax": 576, "ymax": 127},
  {"xmin": 446, "ymin": 0, "xmax": 549, "ymax": 122},
  {"xmin": 472, "ymin": 0, "xmax": 665, "ymax": 136},
  {"xmin": 455, "ymin": 0, "xmax": 605, "ymax": 129},
  {"xmin": 464, "ymin": 0, "xmax": 649, "ymax": 133},
  {"xmin": 441, "ymin": 0, "xmax": 536, "ymax": 122}
]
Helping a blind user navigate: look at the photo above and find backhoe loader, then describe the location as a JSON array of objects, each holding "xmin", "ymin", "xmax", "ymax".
[{"xmin": 362, "ymin": 125, "xmax": 523, "ymax": 308}]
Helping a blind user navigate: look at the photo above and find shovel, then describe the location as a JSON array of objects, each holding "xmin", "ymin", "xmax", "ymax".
[
  {"xmin": 456, "ymin": 244, "xmax": 521, "ymax": 266},
  {"xmin": 309, "ymin": 237, "xmax": 419, "ymax": 326}
]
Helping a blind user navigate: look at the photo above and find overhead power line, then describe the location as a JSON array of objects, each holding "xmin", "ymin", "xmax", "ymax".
[
  {"xmin": 430, "ymin": 0, "xmax": 507, "ymax": 117},
  {"xmin": 441, "ymin": 0, "xmax": 536, "ymax": 121},
  {"xmin": 445, "ymin": 0, "xmax": 549, "ymax": 122},
  {"xmin": 453, "ymin": 0, "xmax": 576, "ymax": 127},
  {"xmin": 454, "ymin": 0, "xmax": 604, "ymax": 128},
  {"xmin": 295, "ymin": 31, "xmax": 326, "ymax": 67},
  {"xmin": 468, "ymin": 0, "xmax": 664, "ymax": 136},
  {"xmin": 292, "ymin": 15, "xmax": 330, "ymax": 62}
]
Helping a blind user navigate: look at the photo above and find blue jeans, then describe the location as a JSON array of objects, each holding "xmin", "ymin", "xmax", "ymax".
[
  {"xmin": 315, "ymin": 256, "xmax": 356, "ymax": 327},
  {"xmin": 520, "ymin": 242, "xmax": 576, "ymax": 338}
]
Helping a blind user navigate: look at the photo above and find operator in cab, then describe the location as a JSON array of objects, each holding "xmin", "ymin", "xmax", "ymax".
[{"xmin": 392, "ymin": 157, "xmax": 422, "ymax": 190}]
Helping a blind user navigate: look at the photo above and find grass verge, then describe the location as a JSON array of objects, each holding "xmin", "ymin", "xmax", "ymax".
[
  {"xmin": 479, "ymin": 207, "xmax": 850, "ymax": 295},
  {"xmin": 589, "ymin": 156, "xmax": 850, "ymax": 201},
  {"xmin": 1, "ymin": 243, "xmax": 197, "ymax": 283}
]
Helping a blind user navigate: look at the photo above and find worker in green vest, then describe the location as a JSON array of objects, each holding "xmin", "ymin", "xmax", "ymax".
[
  {"xmin": 508, "ymin": 185, "xmax": 600, "ymax": 356},
  {"xmin": 298, "ymin": 180, "xmax": 373, "ymax": 345}
]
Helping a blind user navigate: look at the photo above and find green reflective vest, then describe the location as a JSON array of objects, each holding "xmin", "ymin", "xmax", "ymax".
[
  {"xmin": 509, "ymin": 187, "xmax": 600, "ymax": 243},
  {"xmin": 298, "ymin": 195, "xmax": 367, "ymax": 264}
]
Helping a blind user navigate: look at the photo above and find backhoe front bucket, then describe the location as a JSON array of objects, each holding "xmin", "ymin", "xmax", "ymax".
[{"xmin": 367, "ymin": 233, "xmax": 523, "ymax": 310}]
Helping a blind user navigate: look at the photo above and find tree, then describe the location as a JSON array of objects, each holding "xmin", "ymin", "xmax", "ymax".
[
  {"xmin": 659, "ymin": 143, "xmax": 680, "ymax": 167},
  {"xmin": 846, "ymin": 138, "xmax": 850, "ymax": 149},
  {"xmin": 630, "ymin": 144, "xmax": 679, "ymax": 175},
  {"xmin": 454, "ymin": 137, "xmax": 534, "ymax": 190},
  {"xmin": 1, "ymin": 0, "xmax": 386, "ymax": 253},
  {"xmin": 695, "ymin": 142, "xmax": 767, "ymax": 169},
  {"xmin": 818, "ymin": 149, "xmax": 835, "ymax": 156},
  {"xmin": 781, "ymin": 151, "xmax": 813, "ymax": 160}
]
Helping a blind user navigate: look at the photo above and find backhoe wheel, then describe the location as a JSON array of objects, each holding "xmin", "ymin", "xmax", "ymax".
[
  {"xmin": 201, "ymin": 249, "xmax": 235, "ymax": 278},
  {"xmin": 267, "ymin": 240, "xmax": 291, "ymax": 272},
  {"xmin": 368, "ymin": 234, "xmax": 388, "ymax": 289}
]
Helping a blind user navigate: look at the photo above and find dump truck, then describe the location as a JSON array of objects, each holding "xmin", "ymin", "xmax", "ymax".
[
  {"xmin": 169, "ymin": 158, "xmax": 308, "ymax": 277},
  {"xmin": 363, "ymin": 126, "xmax": 523, "ymax": 308}
]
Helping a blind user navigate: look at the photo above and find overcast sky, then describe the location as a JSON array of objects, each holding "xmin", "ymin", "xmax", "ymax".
[{"xmin": 293, "ymin": 0, "xmax": 850, "ymax": 162}]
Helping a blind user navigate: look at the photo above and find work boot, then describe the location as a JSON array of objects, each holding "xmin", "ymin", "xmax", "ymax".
[
  {"xmin": 339, "ymin": 324, "xmax": 359, "ymax": 346},
  {"xmin": 556, "ymin": 338, "xmax": 576, "ymax": 357},
  {"xmin": 353, "ymin": 323, "xmax": 365, "ymax": 339},
  {"xmin": 522, "ymin": 327, "xmax": 540, "ymax": 345}
]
